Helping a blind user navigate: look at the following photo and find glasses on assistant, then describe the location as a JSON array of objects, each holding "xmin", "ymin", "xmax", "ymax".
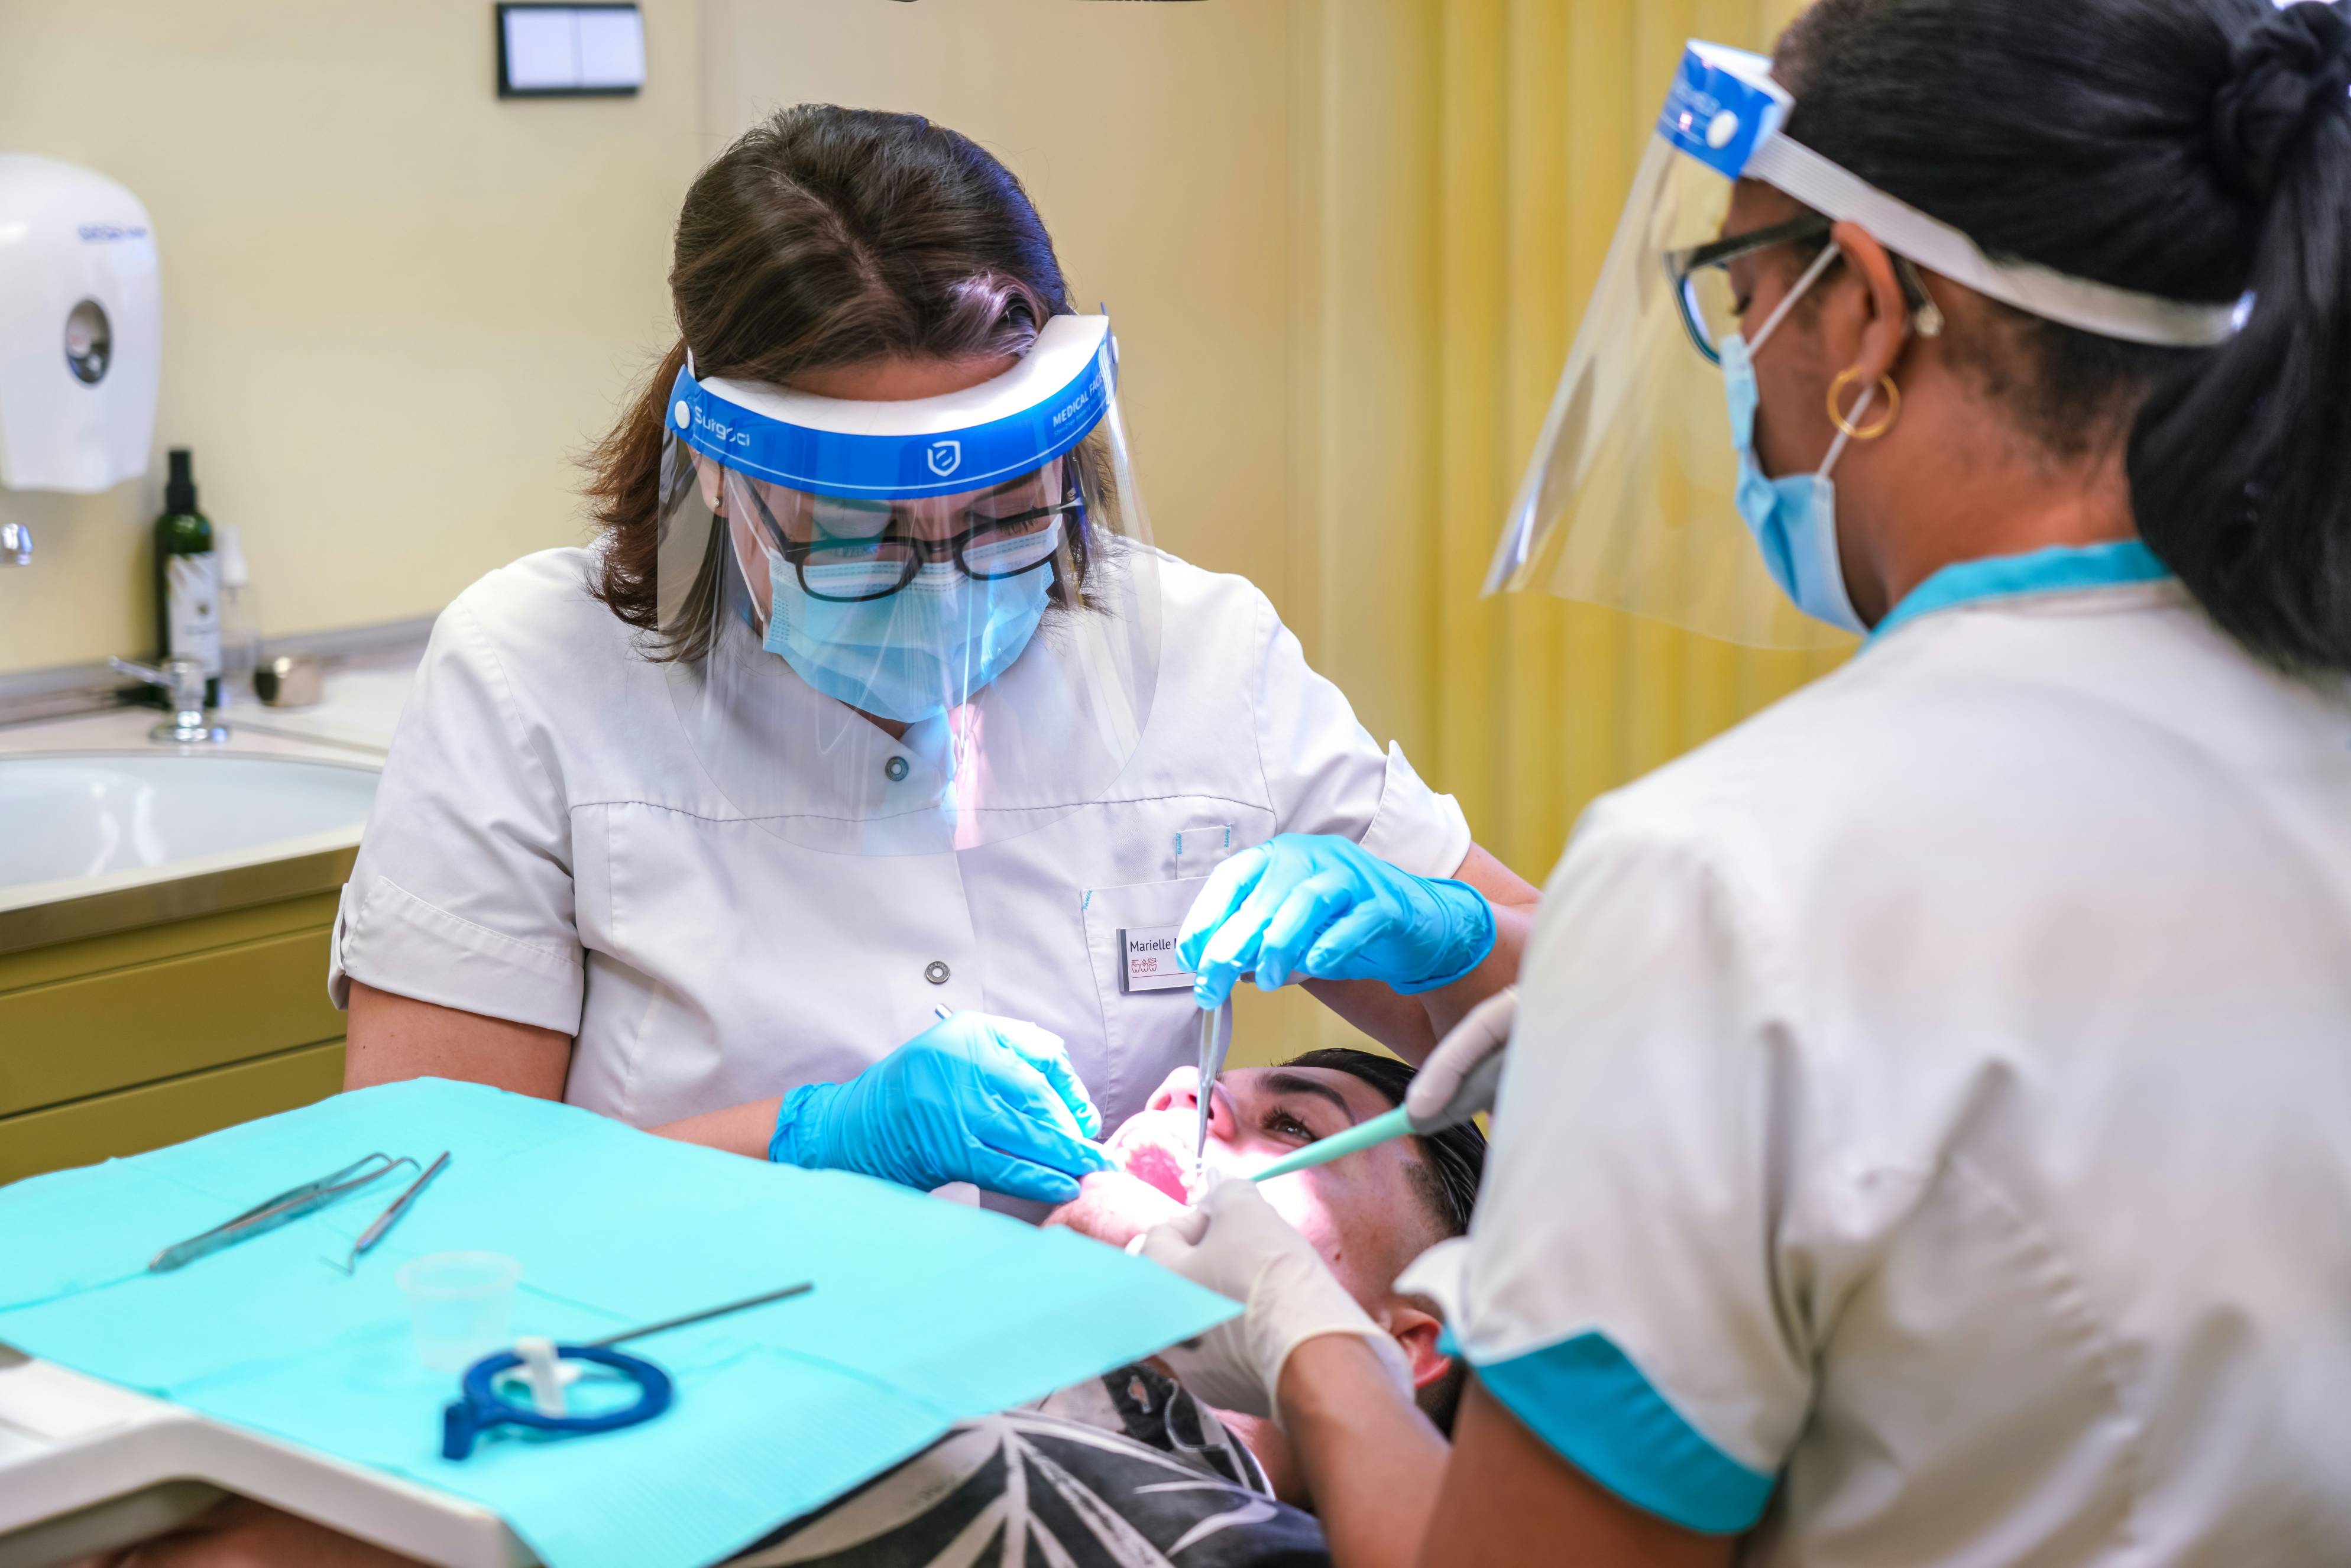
[
  {"xmin": 1665, "ymin": 211, "xmax": 1943, "ymax": 365},
  {"xmin": 1663, "ymin": 213, "xmax": 1834, "ymax": 365},
  {"xmin": 740, "ymin": 463, "xmax": 1083, "ymax": 604}
]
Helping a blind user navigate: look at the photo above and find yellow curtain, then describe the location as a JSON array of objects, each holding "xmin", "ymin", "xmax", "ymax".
[
  {"xmin": 1238, "ymin": 0, "xmax": 1837, "ymax": 1061},
  {"xmin": 1428, "ymin": 0, "xmax": 1842, "ymax": 884}
]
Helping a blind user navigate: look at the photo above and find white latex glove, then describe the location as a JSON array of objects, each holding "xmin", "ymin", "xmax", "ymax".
[
  {"xmin": 1136, "ymin": 1174, "xmax": 1412, "ymax": 1419},
  {"xmin": 1404, "ymin": 984, "xmax": 1516, "ymax": 1128}
]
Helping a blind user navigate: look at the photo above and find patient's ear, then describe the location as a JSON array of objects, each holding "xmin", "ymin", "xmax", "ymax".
[{"xmin": 1379, "ymin": 1298, "xmax": 1453, "ymax": 1392}]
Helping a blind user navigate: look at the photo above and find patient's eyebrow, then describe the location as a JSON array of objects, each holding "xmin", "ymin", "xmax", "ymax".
[{"xmin": 1260, "ymin": 1072, "xmax": 1359, "ymax": 1128}]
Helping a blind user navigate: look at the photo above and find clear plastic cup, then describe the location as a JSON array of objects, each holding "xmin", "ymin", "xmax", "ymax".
[{"xmin": 397, "ymin": 1252, "xmax": 520, "ymax": 1372}]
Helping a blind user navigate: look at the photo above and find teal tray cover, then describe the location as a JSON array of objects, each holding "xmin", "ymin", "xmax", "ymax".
[{"xmin": 0, "ymin": 1078, "xmax": 1234, "ymax": 1568}]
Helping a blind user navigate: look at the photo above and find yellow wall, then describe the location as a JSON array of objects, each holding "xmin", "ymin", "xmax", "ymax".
[{"xmin": 0, "ymin": 0, "xmax": 700, "ymax": 673}]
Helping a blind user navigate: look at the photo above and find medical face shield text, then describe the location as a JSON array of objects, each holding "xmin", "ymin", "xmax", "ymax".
[
  {"xmin": 655, "ymin": 315, "xmax": 1161, "ymax": 854},
  {"xmin": 1484, "ymin": 41, "xmax": 2245, "ymax": 646}
]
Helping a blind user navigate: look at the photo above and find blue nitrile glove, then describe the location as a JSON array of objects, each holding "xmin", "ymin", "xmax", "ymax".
[
  {"xmin": 768, "ymin": 1011, "xmax": 1116, "ymax": 1204},
  {"xmin": 1178, "ymin": 833, "xmax": 1497, "ymax": 1009}
]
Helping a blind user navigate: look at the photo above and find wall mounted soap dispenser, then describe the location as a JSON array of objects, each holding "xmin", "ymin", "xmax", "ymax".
[{"xmin": 0, "ymin": 154, "xmax": 163, "ymax": 565}]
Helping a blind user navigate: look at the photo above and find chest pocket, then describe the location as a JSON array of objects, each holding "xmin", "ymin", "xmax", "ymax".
[{"xmin": 1080, "ymin": 876, "xmax": 1215, "ymax": 1127}]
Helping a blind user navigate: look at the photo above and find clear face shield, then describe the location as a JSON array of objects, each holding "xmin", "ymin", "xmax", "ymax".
[
  {"xmin": 1483, "ymin": 43, "xmax": 1839, "ymax": 649},
  {"xmin": 1485, "ymin": 41, "xmax": 2246, "ymax": 647},
  {"xmin": 654, "ymin": 315, "xmax": 1160, "ymax": 854}
]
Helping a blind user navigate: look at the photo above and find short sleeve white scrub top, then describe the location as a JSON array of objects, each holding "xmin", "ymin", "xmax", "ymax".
[
  {"xmin": 1437, "ymin": 553, "xmax": 2351, "ymax": 1560},
  {"xmin": 330, "ymin": 547, "xmax": 1469, "ymax": 1133}
]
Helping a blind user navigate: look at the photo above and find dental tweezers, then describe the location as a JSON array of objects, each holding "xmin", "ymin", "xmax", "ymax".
[{"xmin": 150, "ymin": 1152, "xmax": 411, "ymax": 1273}]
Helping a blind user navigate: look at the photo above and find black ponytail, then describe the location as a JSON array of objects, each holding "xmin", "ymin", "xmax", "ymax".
[
  {"xmin": 1777, "ymin": 0, "xmax": 2351, "ymax": 675},
  {"xmin": 2135, "ymin": 3, "xmax": 2351, "ymax": 673}
]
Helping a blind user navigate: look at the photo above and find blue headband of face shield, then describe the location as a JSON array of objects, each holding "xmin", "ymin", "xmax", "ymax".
[
  {"xmin": 668, "ymin": 313, "xmax": 1113, "ymax": 501},
  {"xmin": 1660, "ymin": 43, "xmax": 2248, "ymax": 348},
  {"xmin": 1660, "ymin": 42, "xmax": 1790, "ymax": 180}
]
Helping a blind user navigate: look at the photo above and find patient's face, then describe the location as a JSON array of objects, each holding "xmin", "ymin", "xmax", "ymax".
[{"xmin": 1046, "ymin": 1064, "xmax": 1438, "ymax": 1313}]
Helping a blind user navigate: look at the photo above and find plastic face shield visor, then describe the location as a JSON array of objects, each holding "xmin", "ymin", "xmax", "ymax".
[
  {"xmin": 654, "ymin": 313, "xmax": 1161, "ymax": 855},
  {"xmin": 1484, "ymin": 41, "xmax": 2246, "ymax": 649}
]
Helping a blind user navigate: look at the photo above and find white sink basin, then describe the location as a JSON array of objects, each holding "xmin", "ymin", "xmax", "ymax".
[{"xmin": 0, "ymin": 753, "xmax": 379, "ymax": 892}]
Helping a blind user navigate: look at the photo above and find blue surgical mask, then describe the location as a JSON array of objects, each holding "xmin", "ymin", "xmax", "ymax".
[
  {"xmin": 1721, "ymin": 245, "xmax": 1867, "ymax": 634},
  {"xmin": 763, "ymin": 556, "xmax": 1052, "ymax": 723}
]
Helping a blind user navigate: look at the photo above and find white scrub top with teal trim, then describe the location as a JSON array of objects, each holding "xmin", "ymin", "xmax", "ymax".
[
  {"xmin": 1448, "ymin": 547, "xmax": 2351, "ymax": 1559},
  {"xmin": 328, "ymin": 546, "xmax": 1469, "ymax": 1139}
]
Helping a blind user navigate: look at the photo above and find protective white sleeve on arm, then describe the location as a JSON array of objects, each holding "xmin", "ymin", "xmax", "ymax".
[
  {"xmin": 1449, "ymin": 809, "xmax": 1816, "ymax": 1536},
  {"xmin": 1248, "ymin": 597, "xmax": 1470, "ymax": 878},
  {"xmin": 329, "ymin": 597, "xmax": 585, "ymax": 1034}
]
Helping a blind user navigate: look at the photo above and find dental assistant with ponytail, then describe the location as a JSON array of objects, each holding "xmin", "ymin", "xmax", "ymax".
[
  {"xmin": 1141, "ymin": 2, "xmax": 2351, "ymax": 1562},
  {"xmin": 331, "ymin": 105, "xmax": 1533, "ymax": 1211}
]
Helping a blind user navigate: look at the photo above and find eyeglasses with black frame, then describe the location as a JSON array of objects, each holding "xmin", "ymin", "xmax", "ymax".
[
  {"xmin": 1666, "ymin": 212, "xmax": 1944, "ymax": 366},
  {"xmin": 744, "ymin": 463, "xmax": 1084, "ymax": 604},
  {"xmin": 1663, "ymin": 212, "xmax": 1834, "ymax": 367}
]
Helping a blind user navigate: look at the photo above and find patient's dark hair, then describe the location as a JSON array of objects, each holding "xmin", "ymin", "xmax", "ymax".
[
  {"xmin": 1284, "ymin": 1048, "xmax": 1486, "ymax": 1433},
  {"xmin": 1285, "ymin": 1049, "xmax": 1483, "ymax": 1239}
]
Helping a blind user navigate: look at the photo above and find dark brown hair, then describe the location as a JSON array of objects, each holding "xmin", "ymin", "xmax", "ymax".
[{"xmin": 584, "ymin": 104, "xmax": 1112, "ymax": 655}]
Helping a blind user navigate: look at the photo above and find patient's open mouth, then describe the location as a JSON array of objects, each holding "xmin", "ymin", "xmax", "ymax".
[{"xmin": 1120, "ymin": 1142, "xmax": 1191, "ymax": 1205}]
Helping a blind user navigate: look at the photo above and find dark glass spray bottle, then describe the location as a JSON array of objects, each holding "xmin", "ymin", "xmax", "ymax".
[{"xmin": 153, "ymin": 448, "xmax": 222, "ymax": 708}]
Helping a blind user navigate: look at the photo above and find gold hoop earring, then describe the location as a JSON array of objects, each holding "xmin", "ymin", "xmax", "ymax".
[{"xmin": 1827, "ymin": 366, "xmax": 1899, "ymax": 440}]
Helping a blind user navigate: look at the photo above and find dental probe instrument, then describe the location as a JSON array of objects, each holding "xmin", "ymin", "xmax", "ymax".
[
  {"xmin": 330, "ymin": 1151, "xmax": 451, "ymax": 1275},
  {"xmin": 1248, "ymin": 1038, "xmax": 1506, "ymax": 1184},
  {"xmin": 1193, "ymin": 996, "xmax": 1233, "ymax": 1184}
]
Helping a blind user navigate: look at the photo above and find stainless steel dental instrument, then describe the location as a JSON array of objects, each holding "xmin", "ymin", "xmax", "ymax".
[
  {"xmin": 1193, "ymin": 996, "xmax": 1233, "ymax": 1181},
  {"xmin": 150, "ymin": 1153, "xmax": 410, "ymax": 1273},
  {"xmin": 331, "ymin": 1151, "xmax": 452, "ymax": 1275}
]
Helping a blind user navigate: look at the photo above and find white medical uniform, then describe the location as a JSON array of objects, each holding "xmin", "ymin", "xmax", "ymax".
[
  {"xmin": 330, "ymin": 547, "xmax": 1468, "ymax": 1134},
  {"xmin": 1436, "ymin": 575, "xmax": 2351, "ymax": 1559}
]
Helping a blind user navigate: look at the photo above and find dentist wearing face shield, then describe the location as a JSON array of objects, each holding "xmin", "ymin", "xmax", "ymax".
[
  {"xmin": 1140, "ymin": 2, "xmax": 2351, "ymax": 1563},
  {"xmin": 332, "ymin": 105, "xmax": 1534, "ymax": 1213}
]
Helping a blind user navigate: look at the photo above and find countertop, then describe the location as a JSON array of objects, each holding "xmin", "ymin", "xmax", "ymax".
[{"xmin": 0, "ymin": 663, "xmax": 417, "ymax": 954}]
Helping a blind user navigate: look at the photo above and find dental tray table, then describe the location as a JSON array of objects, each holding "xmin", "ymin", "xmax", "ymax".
[
  {"xmin": 0, "ymin": 1079, "xmax": 1231, "ymax": 1568},
  {"xmin": 0, "ymin": 1347, "xmax": 529, "ymax": 1568}
]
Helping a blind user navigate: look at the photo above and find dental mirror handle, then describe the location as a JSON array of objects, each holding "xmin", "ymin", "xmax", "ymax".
[
  {"xmin": 1447, "ymin": 1051, "xmax": 1505, "ymax": 1128},
  {"xmin": 1193, "ymin": 997, "xmax": 1230, "ymax": 1170}
]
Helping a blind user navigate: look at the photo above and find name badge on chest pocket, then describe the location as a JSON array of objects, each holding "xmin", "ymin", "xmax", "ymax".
[
  {"xmin": 1114, "ymin": 823, "xmax": 1238, "ymax": 992},
  {"xmin": 1116, "ymin": 924, "xmax": 1196, "ymax": 993}
]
